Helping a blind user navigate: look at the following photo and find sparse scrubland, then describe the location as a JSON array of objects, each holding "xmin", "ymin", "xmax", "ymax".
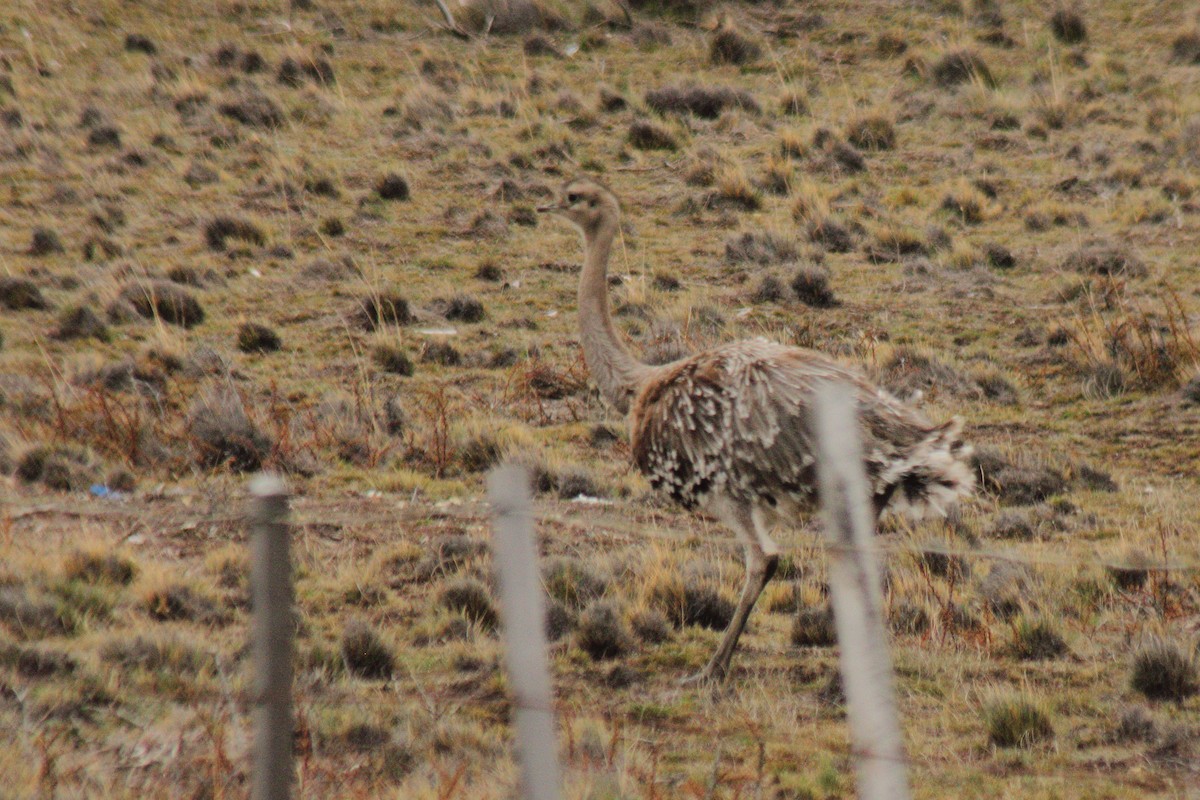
[{"xmin": 1, "ymin": 0, "xmax": 1199, "ymax": 797}]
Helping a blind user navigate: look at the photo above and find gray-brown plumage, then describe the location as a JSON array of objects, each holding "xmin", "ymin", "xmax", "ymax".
[{"xmin": 539, "ymin": 178, "xmax": 974, "ymax": 684}]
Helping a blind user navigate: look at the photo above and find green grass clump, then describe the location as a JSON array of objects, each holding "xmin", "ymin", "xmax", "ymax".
[
  {"xmin": 237, "ymin": 322, "xmax": 282, "ymax": 354},
  {"xmin": 575, "ymin": 600, "xmax": 631, "ymax": 660},
  {"xmin": 340, "ymin": 619, "xmax": 395, "ymax": 679},
  {"xmin": 1130, "ymin": 639, "xmax": 1198, "ymax": 702},
  {"xmin": 1007, "ymin": 616, "xmax": 1069, "ymax": 660},
  {"xmin": 791, "ymin": 606, "xmax": 836, "ymax": 647},
  {"xmin": 439, "ymin": 577, "xmax": 499, "ymax": 631},
  {"xmin": 63, "ymin": 549, "xmax": 137, "ymax": 585},
  {"xmin": 543, "ymin": 556, "xmax": 608, "ymax": 610},
  {"xmin": 845, "ymin": 114, "xmax": 896, "ymax": 150},
  {"xmin": 983, "ymin": 694, "xmax": 1054, "ymax": 747}
]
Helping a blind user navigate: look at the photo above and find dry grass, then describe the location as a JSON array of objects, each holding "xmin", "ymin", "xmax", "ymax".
[{"xmin": 1, "ymin": 0, "xmax": 1199, "ymax": 796}]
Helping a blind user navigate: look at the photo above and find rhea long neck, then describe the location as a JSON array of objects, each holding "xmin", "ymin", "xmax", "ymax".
[{"xmin": 577, "ymin": 211, "xmax": 653, "ymax": 415}]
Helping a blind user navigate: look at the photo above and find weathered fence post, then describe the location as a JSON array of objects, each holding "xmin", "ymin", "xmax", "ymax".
[
  {"xmin": 488, "ymin": 463, "xmax": 562, "ymax": 800},
  {"xmin": 249, "ymin": 473, "xmax": 294, "ymax": 800},
  {"xmin": 809, "ymin": 383, "xmax": 911, "ymax": 800}
]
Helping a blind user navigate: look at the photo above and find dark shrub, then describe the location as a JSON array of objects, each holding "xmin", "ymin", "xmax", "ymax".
[
  {"xmin": 544, "ymin": 599, "xmax": 573, "ymax": 642},
  {"xmin": 166, "ymin": 266, "xmax": 208, "ymax": 287},
  {"xmin": 780, "ymin": 90, "xmax": 808, "ymax": 115},
  {"xmin": 373, "ymin": 344, "xmax": 414, "ymax": 376},
  {"xmin": 1171, "ymin": 32, "xmax": 1200, "ymax": 64},
  {"xmin": 320, "ymin": 217, "xmax": 346, "ymax": 237},
  {"xmin": 576, "ymin": 601, "xmax": 630, "ymax": 660},
  {"xmin": 237, "ymin": 322, "xmax": 281, "ymax": 353},
  {"xmin": 143, "ymin": 583, "xmax": 219, "ymax": 623},
  {"xmin": 543, "ymin": 557, "xmax": 608, "ymax": 610},
  {"xmin": 931, "ymin": 49, "xmax": 996, "ymax": 88},
  {"xmin": 188, "ymin": 389, "xmax": 272, "ymax": 472},
  {"xmin": 305, "ymin": 175, "xmax": 339, "ymax": 198},
  {"xmin": 977, "ymin": 563, "xmax": 1032, "ymax": 620},
  {"xmin": 791, "ymin": 267, "xmax": 839, "ymax": 308},
  {"xmin": 876, "ymin": 346, "xmax": 978, "ymax": 400},
  {"xmin": 439, "ymin": 578, "xmax": 498, "ymax": 630},
  {"xmin": 457, "ymin": 433, "xmax": 500, "ymax": 473},
  {"xmin": 988, "ymin": 511, "xmax": 1037, "ymax": 540},
  {"xmin": 984, "ymin": 243, "xmax": 1015, "ymax": 269},
  {"xmin": 88, "ymin": 126, "xmax": 122, "ymax": 147},
  {"xmin": 277, "ymin": 54, "xmax": 335, "ymax": 87},
  {"xmin": 29, "ymin": 227, "xmax": 64, "ymax": 256},
  {"xmin": 119, "ymin": 281, "xmax": 205, "ymax": 328},
  {"xmin": 1061, "ymin": 242, "xmax": 1147, "ymax": 277},
  {"xmin": 830, "ymin": 141, "xmax": 866, "ymax": 172},
  {"xmin": 1049, "ymin": 8, "xmax": 1086, "ymax": 44},
  {"xmin": 124, "ymin": 33, "xmax": 157, "ymax": 54},
  {"xmin": 64, "ymin": 550, "xmax": 137, "ymax": 585},
  {"xmin": 353, "ymin": 293, "xmax": 414, "ymax": 330},
  {"xmin": 205, "ymin": 216, "xmax": 266, "ymax": 250},
  {"xmin": 984, "ymin": 696, "xmax": 1053, "ymax": 747},
  {"xmin": 0, "ymin": 643, "xmax": 76, "ymax": 677},
  {"xmin": 422, "ymin": 341, "xmax": 461, "ymax": 366},
  {"xmin": 1130, "ymin": 640, "xmax": 1198, "ymax": 702},
  {"xmin": 0, "ymin": 586, "xmax": 73, "ymax": 639},
  {"xmin": 630, "ymin": 607, "xmax": 671, "ymax": 643},
  {"xmin": 184, "ymin": 162, "xmax": 219, "ymax": 187},
  {"xmin": 458, "ymin": 0, "xmax": 566, "ymax": 36},
  {"xmin": 1181, "ymin": 375, "xmax": 1200, "ymax": 406},
  {"xmin": 53, "ymin": 306, "xmax": 110, "ymax": 342},
  {"xmin": 710, "ymin": 26, "xmax": 761, "ymax": 66},
  {"xmin": 652, "ymin": 273, "xmax": 680, "ymax": 291},
  {"xmin": 442, "ymin": 295, "xmax": 486, "ymax": 323},
  {"xmin": 845, "ymin": 115, "xmax": 896, "ymax": 150},
  {"xmin": 807, "ymin": 218, "xmax": 854, "ymax": 252},
  {"xmin": 918, "ymin": 545, "xmax": 969, "ymax": 581},
  {"xmin": 645, "ymin": 84, "xmax": 760, "ymax": 119},
  {"xmin": 791, "ymin": 606, "xmax": 836, "ymax": 647},
  {"xmin": 341, "ymin": 620, "xmax": 394, "ymax": 679},
  {"xmin": 598, "ymin": 86, "xmax": 627, "ymax": 112},
  {"xmin": 628, "ymin": 119, "xmax": 678, "ymax": 151},
  {"xmin": 0, "ymin": 277, "xmax": 50, "ymax": 310},
  {"xmin": 986, "ymin": 464, "xmax": 1067, "ymax": 506},
  {"xmin": 1008, "ymin": 616, "xmax": 1069, "ymax": 660},
  {"xmin": 724, "ymin": 231, "xmax": 798, "ymax": 265},
  {"xmin": 15, "ymin": 445, "xmax": 97, "ymax": 492},
  {"xmin": 1113, "ymin": 706, "xmax": 1157, "ymax": 743},
  {"xmin": 475, "ymin": 261, "xmax": 503, "ymax": 281},
  {"xmin": 376, "ymin": 173, "xmax": 410, "ymax": 201},
  {"xmin": 219, "ymin": 90, "xmax": 284, "ymax": 129},
  {"xmin": 523, "ymin": 35, "xmax": 560, "ymax": 58},
  {"xmin": 751, "ymin": 275, "xmax": 786, "ymax": 304},
  {"xmin": 650, "ymin": 574, "xmax": 734, "ymax": 631}
]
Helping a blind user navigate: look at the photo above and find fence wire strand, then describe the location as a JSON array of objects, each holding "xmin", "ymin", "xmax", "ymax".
[
  {"xmin": 8, "ymin": 497, "xmax": 1200, "ymax": 575},
  {"xmin": 535, "ymin": 507, "xmax": 1200, "ymax": 576}
]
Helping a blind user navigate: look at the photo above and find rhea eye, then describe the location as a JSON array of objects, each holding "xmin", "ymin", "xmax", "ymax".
[{"xmin": 566, "ymin": 192, "xmax": 580, "ymax": 203}]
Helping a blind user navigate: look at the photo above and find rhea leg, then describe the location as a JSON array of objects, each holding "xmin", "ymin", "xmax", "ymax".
[{"xmin": 682, "ymin": 502, "xmax": 779, "ymax": 685}]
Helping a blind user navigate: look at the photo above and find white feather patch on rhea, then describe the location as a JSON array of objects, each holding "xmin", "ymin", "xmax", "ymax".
[{"xmin": 880, "ymin": 417, "xmax": 975, "ymax": 520}]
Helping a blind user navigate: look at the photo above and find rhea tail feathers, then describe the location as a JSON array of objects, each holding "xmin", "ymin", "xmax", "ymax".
[{"xmin": 878, "ymin": 417, "xmax": 975, "ymax": 519}]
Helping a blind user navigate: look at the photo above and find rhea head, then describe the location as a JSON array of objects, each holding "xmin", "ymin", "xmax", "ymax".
[{"xmin": 537, "ymin": 177, "xmax": 620, "ymax": 236}]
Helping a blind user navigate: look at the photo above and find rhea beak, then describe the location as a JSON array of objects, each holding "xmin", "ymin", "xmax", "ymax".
[{"xmin": 536, "ymin": 200, "xmax": 562, "ymax": 213}]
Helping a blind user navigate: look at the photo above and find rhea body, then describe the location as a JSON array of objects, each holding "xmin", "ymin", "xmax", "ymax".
[{"xmin": 540, "ymin": 178, "xmax": 974, "ymax": 683}]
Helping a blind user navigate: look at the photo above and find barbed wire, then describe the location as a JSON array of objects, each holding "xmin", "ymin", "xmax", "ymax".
[
  {"xmin": 7, "ymin": 495, "xmax": 1200, "ymax": 575},
  {"xmin": 535, "ymin": 507, "xmax": 1200, "ymax": 576}
]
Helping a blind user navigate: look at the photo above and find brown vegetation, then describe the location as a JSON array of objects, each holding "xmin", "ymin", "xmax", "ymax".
[{"xmin": 1, "ymin": 1, "xmax": 1198, "ymax": 796}]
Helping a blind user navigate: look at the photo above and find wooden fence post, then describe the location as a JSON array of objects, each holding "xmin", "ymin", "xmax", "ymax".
[
  {"xmin": 488, "ymin": 463, "xmax": 562, "ymax": 800},
  {"xmin": 249, "ymin": 473, "xmax": 294, "ymax": 800},
  {"xmin": 809, "ymin": 383, "xmax": 911, "ymax": 800}
]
